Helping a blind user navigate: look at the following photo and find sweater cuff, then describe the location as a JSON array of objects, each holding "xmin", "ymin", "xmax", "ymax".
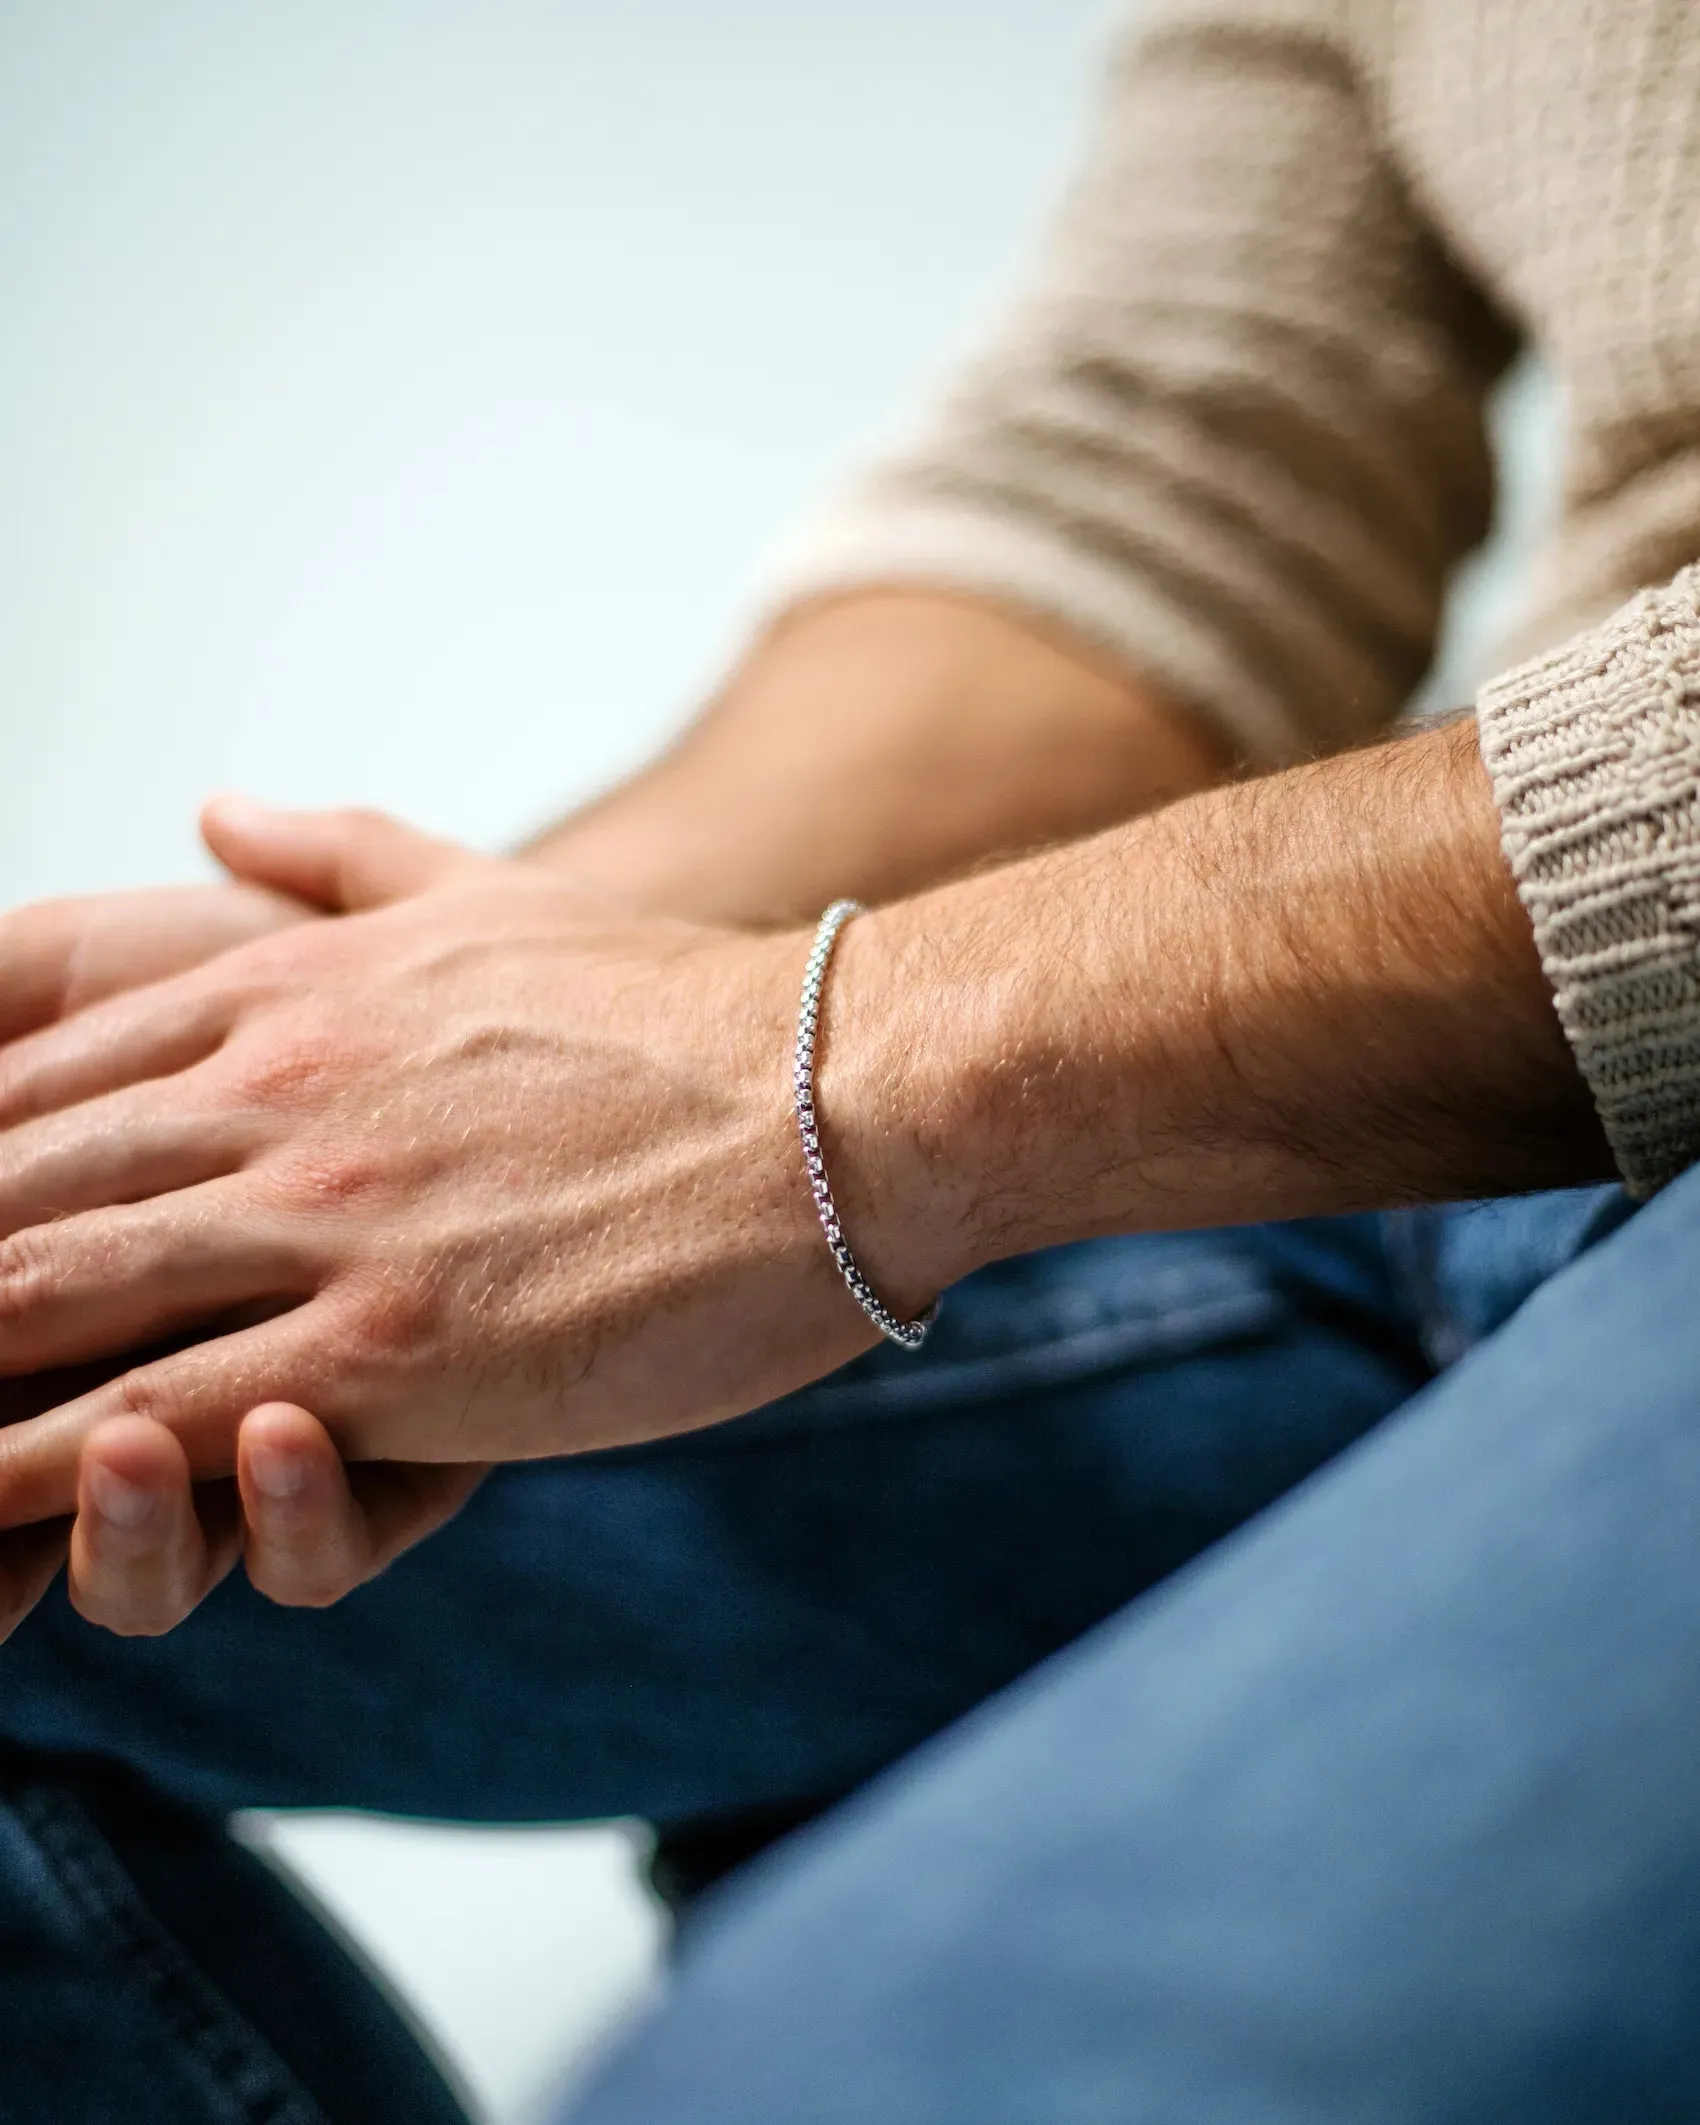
[{"xmin": 1477, "ymin": 564, "xmax": 1700, "ymax": 1195}]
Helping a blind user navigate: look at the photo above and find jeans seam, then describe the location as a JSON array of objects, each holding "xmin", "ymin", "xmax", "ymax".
[{"xmin": 13, "ymin": 1781, "xmax": 332, "ymax": 2125}]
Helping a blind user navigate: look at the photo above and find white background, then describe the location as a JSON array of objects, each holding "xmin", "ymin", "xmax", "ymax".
[{"xmin": 0, "ymin": 0, "xmax": 1119, "ymax": 903}]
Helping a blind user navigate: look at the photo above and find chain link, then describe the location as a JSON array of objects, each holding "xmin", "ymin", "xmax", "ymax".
[{"xmin": 793, "ymin": 900, "xmax": 938, "ymax": 1350}]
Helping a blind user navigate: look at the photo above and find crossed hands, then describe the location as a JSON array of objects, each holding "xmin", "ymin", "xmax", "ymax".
[{"xmin": 0, "ymin": 803, "xmax": 942, "ymax": 1643}]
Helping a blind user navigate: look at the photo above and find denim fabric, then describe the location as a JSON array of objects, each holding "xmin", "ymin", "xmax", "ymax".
[
  {"xmin": 0, "ymin": 1750, "xmax": 475, "ymax": 2125},
  {"xmin": 567, "ymin": 1175, "xmax": 1700, "ymax": 2125},
  {"xmin": 0, "ymin": 1186, "xmax": 1661, "ymax": 2122}
]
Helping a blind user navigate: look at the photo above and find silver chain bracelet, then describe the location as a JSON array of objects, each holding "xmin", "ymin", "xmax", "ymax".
[{"xmin": 793, "ymin": 899, "xmax": 939, "ymax": 1351}]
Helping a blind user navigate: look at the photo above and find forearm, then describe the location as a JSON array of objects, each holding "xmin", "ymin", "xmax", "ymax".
[
  {"xmin": 830, "ymin": 718, "xmax": 1614, "ymax": 1309},
  {"xmin": 528, "ymin": 591, "xmax": 1229, "ymax": 926},
  {"xmin": 0, "ymin": 726, "xmax": 1616, "ymax": 1563}
]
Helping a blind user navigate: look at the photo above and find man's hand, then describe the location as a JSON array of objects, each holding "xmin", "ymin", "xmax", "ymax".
[
  {"xmin": 0, "ymin": 1376, "xmax": 481, "ymax": 1639},
  {"xmin": 0, "ymin": 723, "xmax": 1612, "ymax": 1632},
  {"xmin": 0, "ymin": 870, "xmax": 493, "ymax": 1635},
  {"xmin": 66, "ymin": 1404, "xmax": 482, "ymax": 1635},
  {"xmin": 0, "ymin": 590, "xmax": 1223, "ymax": 1636},
  {"xmin": 0, "ymin": 799, "xmax": 927, "ymax": 1546}
]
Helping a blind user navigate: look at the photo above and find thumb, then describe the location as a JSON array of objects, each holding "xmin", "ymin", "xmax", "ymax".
[{"xmin": 201, "ymin": 797, "xmax": 477, "ymax": 913}]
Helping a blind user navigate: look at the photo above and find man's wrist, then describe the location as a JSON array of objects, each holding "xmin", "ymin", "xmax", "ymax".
[
  {"xmin": 824, "ymin": 858, "xmax": 1144, "ymax": 1289},
  {"xmin": 804, "ymin": 720, "xmax": 1614, "ymax": 1307},
  {"xmin": 804, "ymin": 864, "xmax": 1103, "ymax": 1312},
  {"xmin": 801, "ymin": 900, "xmax": 994, "ymax": 1322}
]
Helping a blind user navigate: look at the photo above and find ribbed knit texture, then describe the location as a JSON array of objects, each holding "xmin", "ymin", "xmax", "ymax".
[
  {"xmin": 1479, "ymin": 567, "xmax": 1700, "ymax": 1195},
  {"xmin": 763, "ymin": 0, "xmax": 1700, "ymax": 1187}
]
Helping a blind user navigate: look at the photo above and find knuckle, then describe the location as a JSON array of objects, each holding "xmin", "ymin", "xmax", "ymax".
[
  {"xmin": 273, "ymin": 1145, "xmax": 389, "ymax": 1215},
  {"xmin": 342, "ymin": 1266, "xmax": 431, "ymax": 1358},
  {"xmin": 267, "ymin": 1568, "xmax": 359, "ymax": 1610},
  {"xmin": 115, "ymin": 1601, "xmax": 194, "ymax": 1640},
  {"xmin": 66, "ymin": 1582, "xmax": 119, "ymax": 1632},
  {"xmin": 0, "ymin": 1230, "xmax": 58, "ymax": 1339},
  {"xmin": 107, "ymin": 1368, "xmax": 180, "ymax": 1430},
  {"xmin": 248, "ymin": 1543, "xmax": 362, "ymax": 1609},
  {"xmin": 69, "ymin": 1580, "xmax": 192, "ymax": 1640},
  {"xmin": 224, "ymin": 1023, "xmax": 345, "ymax": 1110}
]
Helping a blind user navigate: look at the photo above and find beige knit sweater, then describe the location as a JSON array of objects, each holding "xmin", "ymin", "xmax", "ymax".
[{"xmin": 768, "ymin": 0, "xmax": 1700, "ymax": 1196}]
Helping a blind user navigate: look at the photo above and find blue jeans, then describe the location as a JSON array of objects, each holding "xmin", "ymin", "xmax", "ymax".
[{"xmin": 4, "ymin": 1179, "xmax": 1696, "ymax": 2121}]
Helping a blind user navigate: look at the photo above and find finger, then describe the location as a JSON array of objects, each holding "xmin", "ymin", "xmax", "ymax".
[
  {"xmin": 0, "ymin": 1067, "xmax": 262, "ymax": 1240},
  {"xmin": 68, "ymin": 1418, "xmax": 239, "ymax": 1636},
  {"xmin": 0, "ymin": 974, "xmax": 237, "ymax": 1131},
  {"xmin": 238, "ymin": 1404, "xmax": 481, "ymax": 1606},
  {"xmin": 0, "ymin": 1519, "xmax": 71, "ymax": 1643},
  {"xmin": 0, "ymin": 886, "xmax": 314, "ymax": 1048},
  {"xmin": 202, "ymin": 798, "xmax": 480, "ymax": 914},
  {"xmin": 238, "ymin": 1403, "xmax": 373, "ymax": 1605},
  {"xmin": 0, "ymin": 899, "xmax": 83, "ymax": 1047},
  {"xmin": 0, "ymin": 1181, "xmax": 316, "ymax": 1379},
  {"xmin": 54, "ymin": 887, "xmax": 315, "ymax": 1015},
  {"xmin": 0, "ymin": 1305, "xmax": 333, "ymax": 1528}
]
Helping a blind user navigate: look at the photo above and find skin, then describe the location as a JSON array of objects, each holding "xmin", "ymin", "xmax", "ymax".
[
  {"xmin": 0, "ymin": 592, "xmax": 1610, "ymax": 1639},
  {"xmin": 0, "ymin": 881, "xmax": 315, "ymax": 1047},
  {"xmin": 536, "ymin": 591, "xmax": 1235, "ymax": 922},
  {"xmin": 1, "ymin": 590, "xmax": 1228, "ymax": 1635}
]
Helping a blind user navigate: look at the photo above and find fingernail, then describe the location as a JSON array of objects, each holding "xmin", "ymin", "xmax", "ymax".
[
  {"xmin": 86, "ymin": 1464, "xmax": 157, "ymax": 1531},
  {"xmin": 248, "ymin": 1442, "xmax": 310, "ymax": 1502}
]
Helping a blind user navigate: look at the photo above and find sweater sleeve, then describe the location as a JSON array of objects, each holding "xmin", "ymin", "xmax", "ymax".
[
  {"xmin": 1477, "ymin": 563, "xmax": 1700, "ymax": 1196},
  {"xmin": 760, "ymin": 3, "xmax": 1517, "ymax": 764}
]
